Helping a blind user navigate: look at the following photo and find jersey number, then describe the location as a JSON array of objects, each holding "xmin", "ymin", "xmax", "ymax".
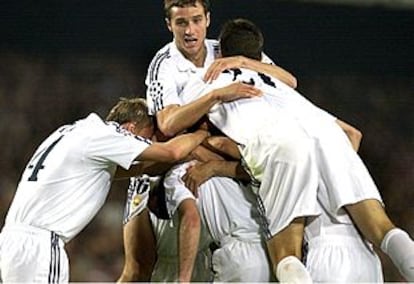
[
  {"xmin": 225, "ymin": 68, "xmax": 277, "ymax": 88},
  {"xmin": 27, "ymin": 135, "xmax": 63, "ymax": 181}
]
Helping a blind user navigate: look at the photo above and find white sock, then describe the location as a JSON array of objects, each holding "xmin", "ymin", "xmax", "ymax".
[
  {"xmin": 276, "ymin": 256, "xmax": 313, "ymax": 284},
  {"xmin": 381, "ymin": 228, "xmax": 414, "ymax": 281}
]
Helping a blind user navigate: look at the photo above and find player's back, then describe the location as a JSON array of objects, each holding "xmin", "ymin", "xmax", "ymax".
[
  {"xmin": 181, "ymin": 68, "xmax": 298, "ymax": 145},
  {"xmin": 5, "ymin": 113, "xmax": 118, "ymax": 242}
]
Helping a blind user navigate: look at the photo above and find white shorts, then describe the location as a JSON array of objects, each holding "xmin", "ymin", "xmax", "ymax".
[
  {"xmin": 240, "ymin": 128, "xmax": 320, "ymax": 239},
  {"xmin": 212, "ymin": 237, "xmax": 275, "ymax": 282},
  {"xmin": 315, "ymin": 122, "xmax": 383, "ymax": 220},
  {"xmin": 0, "ymin": 224, "xmax": 68, "ymax": 283},
  {"xmin": 305, "ymin": 234, "xmax": 383, "ymax": 282}
]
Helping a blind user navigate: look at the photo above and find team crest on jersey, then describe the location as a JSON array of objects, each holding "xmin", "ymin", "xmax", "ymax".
[{"xmin": 132, "ymin": 194, "xmax": 143, "ymax": 206}]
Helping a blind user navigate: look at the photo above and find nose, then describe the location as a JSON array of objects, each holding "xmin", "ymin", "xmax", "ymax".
[{"xmin": 185, "ymin": 22, "xmax": 195, "ymax": 35}]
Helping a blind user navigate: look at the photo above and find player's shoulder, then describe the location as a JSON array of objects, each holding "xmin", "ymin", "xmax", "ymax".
[
  {"xmin": 148, "ymin": 42, "xmax": 174, "ymax": 66},
  {"xmin": 205, "ymin": 38, "xmax": 219, "ymax": 48},
  {"xmin": 146, "ymin": 41, "xmax": 183, "ymax": 79}
]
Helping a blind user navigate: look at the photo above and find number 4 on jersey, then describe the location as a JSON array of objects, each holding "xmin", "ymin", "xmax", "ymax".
[{"xmin": 27, "ymin": 136, "xmax": 63, "ymax": 181}]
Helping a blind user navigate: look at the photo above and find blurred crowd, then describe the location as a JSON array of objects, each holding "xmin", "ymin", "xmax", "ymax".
[{"xmin": 0, "ymin": 53, "xmax": 413, "ymax": 281}]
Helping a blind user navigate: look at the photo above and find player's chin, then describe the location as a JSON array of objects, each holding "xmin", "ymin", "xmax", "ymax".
[{"xmin": 183, "ymin": 41, "xmax": 201, "ymax": 53}]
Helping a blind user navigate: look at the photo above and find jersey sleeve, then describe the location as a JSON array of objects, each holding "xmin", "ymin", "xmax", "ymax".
[
  {"xmin": 313, "ymin": 104, "xmax": 338, "ymax": 122},
  {"xmin": 145, "ymin": 52, "xmax": 183, "ymax": 115},
  {"xmin": 88, "ymin": 123, "xmax": 152, "ymax": 170}
]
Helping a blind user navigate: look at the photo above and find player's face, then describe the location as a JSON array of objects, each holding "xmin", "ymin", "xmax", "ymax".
[{"xmin": 166, "ymin": 2, "xmax": 210, "ymax": 64}]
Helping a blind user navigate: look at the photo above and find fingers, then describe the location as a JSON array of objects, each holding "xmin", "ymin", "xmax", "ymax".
[
  {"xmin": 204, "ymin": 61, "xmax": 224, "ymax": 83},
  {"xmin": 182, "ymin": 172, "xmax": 199, "ymax": 198},
  {"xmin": 238, "ymin": 83, "xmax": 262, "ymax": 97},
  {"xmin": 230, "ymin": 82, "xmax": 262, "ymax": 99},
  {"xmin": 204, "ymin": 57, "xmax": 243, "ymax": 83}
]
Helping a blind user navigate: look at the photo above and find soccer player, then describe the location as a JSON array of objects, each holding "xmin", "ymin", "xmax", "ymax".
[
  {"xmin": 123, "ymin": 0, "xmax": 300, "ymax": 282},
  {"xmin": 147, "ymin": 0, "xmax": 297, "ymax": 139},
  {"xmin": 117, "ymin": 173, "xmax": 214, "ymax": 282},
  {"xmin": 166, "ymin": 160, "xmax": 276, "ymax": 282},
  {"xmin": 0, "ymin": 98, "xmax": 208, "ymax": 282},
  {"xmin": 182, "ymin": 18, "xmax": 414, "ymax": 282}
]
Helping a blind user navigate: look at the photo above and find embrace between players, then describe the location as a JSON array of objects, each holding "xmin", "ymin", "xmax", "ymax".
[{"xmin": 1, "ymin": 0, "xmax": 414, "ymax": 283}]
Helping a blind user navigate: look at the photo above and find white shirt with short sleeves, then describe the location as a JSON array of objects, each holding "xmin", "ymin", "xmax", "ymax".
[
  {"xmin": 163, "ymin": 161, "xmax": 274, "ymax": 282},
  {"xmin": 181, "ymin": 68, "xmax": 320, "ymax": 238},
  {"xmin": 145, "ymin": 39, "xmax": 220, "ymax": 115},
  {"xmin": 0, "ymin": 113, "xmax": 151, "ymax": 282},
  {"xmin": 4, "ymin": 113, "xmax": 151, "ymax": 242},
  {"xmin": 181, "ymin": 68, "xmax": 384, "ymax": 281}
]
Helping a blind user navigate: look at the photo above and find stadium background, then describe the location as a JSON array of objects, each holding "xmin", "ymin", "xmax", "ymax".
[{"xmin": 0, "ymin": 0, "xmax": 413, "ymax": 281}]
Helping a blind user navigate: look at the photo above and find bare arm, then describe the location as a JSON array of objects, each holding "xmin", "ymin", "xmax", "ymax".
[
  {"xmin": 156, "ymin": 82, "xmax": 262, "ymax": 137},
  {"xmin": 190, "ymin": 144, "xmax": 226, "ymax": 162},
  {"xmin": 336, "ymin": 119, "xmax": 363, "ymax": 152},
  {"xmin": 114, "ymin": 161, "xmax": 174, "ymax": 180},
  {"xmin": 204, "ymin": 56, "xmax": 297, "ymax": 89},
  {"xmin": 202, "ymin": 135, "xmax": 242, "ymax": 160},
  {"xmin": 138, "ymin": 129, "xmax": 209, "ymax": 163}
]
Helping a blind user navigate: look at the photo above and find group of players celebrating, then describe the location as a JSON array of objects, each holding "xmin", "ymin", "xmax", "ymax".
[{"xmin": 1, "ymin": 0, "xmax": 414, "ymax": 283}]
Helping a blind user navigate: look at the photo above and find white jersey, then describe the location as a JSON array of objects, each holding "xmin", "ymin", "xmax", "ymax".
[
  {"xmin": 145, "ymin": 39, "xmax": 274, "ymax": 115},
  {"xmin": 163, "ymin": 162, "xmax": 264, "ymax": 243},
  {"xmin": 163, "ymin": 162, "xmax": 275, "ymax": 282},
  {"xmin": 181, "ymin": 68, "xmax": 382, "ymax": 223},
  {"xmin": 180, "ymin": 68, "xmax": 306, "ymax": 146},
  {"xmin": 195, "ymin": 169, "xmax": 275, "ymax": 282},
  {"xmin": 181, "ymin": 69, "xmax": 321, "ymax": 237},
  {"xmin": 145, "ymin": 39, "xmax": 220, "ymax": 115},
  {"xmin": 3, "ymin": 113, "xmax": 151, "ymax": 243}
]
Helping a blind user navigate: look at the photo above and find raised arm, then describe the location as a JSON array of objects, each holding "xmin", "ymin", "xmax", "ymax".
[
  {"xmin": 138, "ymin": 129, "xmax": 209, "ymax": 163},
  {"xmin": 115, "ymin": 161, "xmax": 174, "ymax": 180},
  {"xmin": 156, "ymin": 82, "xmax": 262, "ymax": 137},
  {"xmin": 204, "ymin": 56, "xmax": 297, "ymax": 88},
  {"xmin": 202, "ymin": 135, "xmax": 242, "ymax": 160}
]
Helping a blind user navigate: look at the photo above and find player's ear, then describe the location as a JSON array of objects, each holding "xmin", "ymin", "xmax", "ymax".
[
  {"xmin": 206, "ymin": 12, "xmax": 210, "ymax": 28},
  {"xmin": 123, "ymin": 122, "xmax": 136, "ymax": 134},
  {"xmin": 165, "ymin": 18, "xmax": 173, "ymax": 32}
]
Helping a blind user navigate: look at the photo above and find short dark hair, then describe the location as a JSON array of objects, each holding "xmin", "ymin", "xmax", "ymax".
[
  {"xmin": 106, "ymin": 97, "xmax": 152, "ymax": 129},
  {"xmin": 219, "ymin": 18, "xmax": 264, "ymax": 61},
  {"xmin": 164, "ymin": 0, "xmax": 210, "ymax": 19}
]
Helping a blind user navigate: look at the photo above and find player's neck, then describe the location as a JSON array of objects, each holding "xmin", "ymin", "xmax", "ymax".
[{"xmin": 186, "ymin": 46, "xmax": 207, "ymax": 68}]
